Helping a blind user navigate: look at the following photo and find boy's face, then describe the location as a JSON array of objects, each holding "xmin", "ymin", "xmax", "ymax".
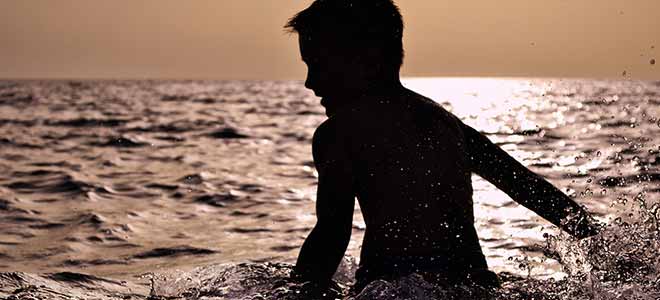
[{"xmin": 299, "ymin": 34, "xmax": 369, "ymax": 109}]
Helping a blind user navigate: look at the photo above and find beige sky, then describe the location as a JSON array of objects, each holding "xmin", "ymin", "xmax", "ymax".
[{"xmin": 1, "ymin": 1, "xmax": 658, "ymax": 80}]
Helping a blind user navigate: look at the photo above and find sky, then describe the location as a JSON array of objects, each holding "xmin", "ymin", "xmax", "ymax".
[{"xmin": 1, "ymin": 0, "xmax": 659, "ymax": 80}]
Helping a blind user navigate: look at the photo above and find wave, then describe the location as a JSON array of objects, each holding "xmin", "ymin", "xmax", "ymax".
[
  {"xmin": 3, "ymin": 219, "xmax": 659, "ymax": 299},
  {"xmin": 6, "ymin": 170, "xmax": 93, "ymax": 196}
]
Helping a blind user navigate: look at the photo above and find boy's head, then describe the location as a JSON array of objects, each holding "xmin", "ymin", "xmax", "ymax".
[{"xmin": 286, "ymin": 0, "xmax": 404, "ymax": 107}]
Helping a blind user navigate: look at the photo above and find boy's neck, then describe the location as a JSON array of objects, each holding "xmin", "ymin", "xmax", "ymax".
[
  {"xmin": 323, "ymin": 76, "xmax": 405, "ymax": 117},
  {"xmin": 364, "ymin": 76, "xmax": 404, "ymax": 96}
]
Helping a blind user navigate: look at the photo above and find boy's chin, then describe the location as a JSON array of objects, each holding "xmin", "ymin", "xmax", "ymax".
[
  {"xmin": 319, "ymin": 95, "xmax": 342, "ymax": 107},
  {"xmin": 320, "ymin": 97, "xmax": 329, "ymax": 107},
  {"xmin": 320, "ymin": 98, "xmax": 336, "ymax": 116}
]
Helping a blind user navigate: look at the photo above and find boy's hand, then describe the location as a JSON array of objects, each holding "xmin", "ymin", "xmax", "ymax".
[{"xmin": 563, "ymin": 213, "xmax": 604, "ymax": 239}]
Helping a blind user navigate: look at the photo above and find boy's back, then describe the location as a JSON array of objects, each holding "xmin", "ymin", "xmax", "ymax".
[
  {"xmin": 316, "ymin": 89, "xmax": 491, "ymax": 288},
  {"xmin": 296, "ymin": 87, "xmax": 597, "ymax": 291}
]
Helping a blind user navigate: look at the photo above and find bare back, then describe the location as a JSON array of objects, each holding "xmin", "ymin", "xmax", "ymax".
[
  {"xmin": 294, "ymin": 87, "xmax": 596, "ymax": 292},
  {"xmin": 326, "ymin": 89, "xmax": 488, "ymax": 284}
]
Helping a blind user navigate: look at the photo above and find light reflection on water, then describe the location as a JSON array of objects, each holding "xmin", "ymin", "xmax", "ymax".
[{"xmin": 0, "ymin": 78, "xmax": 658, "ymax": 299}]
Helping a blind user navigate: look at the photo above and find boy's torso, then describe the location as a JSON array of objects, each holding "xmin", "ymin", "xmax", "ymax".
[{"xmin": 325, "ymin": 89, "xmax": 489, "ymax": 281}]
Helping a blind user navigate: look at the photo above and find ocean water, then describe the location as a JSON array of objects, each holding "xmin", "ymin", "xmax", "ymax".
[{"xmin": 0, "ymin": 78, "xmax": 658, "ymax": 299}]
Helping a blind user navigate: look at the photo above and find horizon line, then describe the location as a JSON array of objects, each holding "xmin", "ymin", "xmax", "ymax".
[{"xmin": 1, "ymin": 75, "xmax": 658, "ymax": 82}]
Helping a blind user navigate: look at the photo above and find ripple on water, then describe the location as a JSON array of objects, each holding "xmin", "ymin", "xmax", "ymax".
[
  {"xmin": 179, "ymin": 174, "xmax": 204, "ymax": 185},
  {"xmin": 61, "ymin": 258, "xmax": 128, "ymax": 267},
  {"xmin": 126, "ymin": 119, "xmax": 224, "ymax": 133},
  {"xmin": 66, "ymin": 213, "xmax": 107, "ymax": 228},
  {"xmin": 144, "ymin": 183, "xmax": 179, "ymax": 191},
  {"xmin": 194, "ymin": 192, "xmax": 243, "ymax": 207},
  {"xmin": 0, "ymin": 118, "xmax": 38, "ymax": 127},
  {"xmin": 0, "ymin": 138, "xmax": 41, "ymax": 149},
  {"xmin": 597, "ymin": 173, "xmax": 660, "ymax": 187},
  {"xmin": 0, "ymin": 93, "xmax": 35, "ymax": 106},
  {"xmin": 228, "ymin": 227, "xmax": 271, "ymax": 234},
  {"xmin": 2, "ymin": 215, "xmax": 66, "ymax": 234},
  {"xmin": 0, "ymin": 198, "xmax": 29, "ymax": 214},
  {"xmin": 88, "ymin": 136, "xmax": 149, "ymax": 148},
  {"xmin": 28, "ymin": 161, "xmax": 81, "ymax": 171},
  {"xmin": 132, "ymin": 246, "xmax": 218, "ymax": 259},
  {"xmin": 6, "ymin": 170, "xmax": 93, "ymax": 196},
  {"xmin": 44, "ymin": 118, "xmax": 130, "ymax": 128},
  {"xmin": 205, "ymin": 127, "xmax": 251, "ymax": 139},
  {"xmin": 46, "ymin": 272, "xmax": 125, "ymax": 285}
]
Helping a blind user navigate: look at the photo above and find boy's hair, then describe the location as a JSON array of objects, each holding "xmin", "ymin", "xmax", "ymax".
[{"xmin": 285, "ymin": 0, "xmax": 404, "ymax": 72}]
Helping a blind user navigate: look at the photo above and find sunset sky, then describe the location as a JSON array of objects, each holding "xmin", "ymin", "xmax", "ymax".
[{"xmin": 1, "ymin": 0, "xmax": 658, "ymax": 80}]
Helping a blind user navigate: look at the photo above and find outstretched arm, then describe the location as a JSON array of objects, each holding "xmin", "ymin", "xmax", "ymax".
[
  {"xmin": 461, "ymin": 121, "xmax": 600, "ymax": 238},
  {"xmin": 293, "ymin": 122, "xmax": 355, "ymax": 288}
]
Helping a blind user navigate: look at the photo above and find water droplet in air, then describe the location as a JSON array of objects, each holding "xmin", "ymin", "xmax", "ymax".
[{"xmin": 651, "ymin": 58, "xmax": 656, "ymax": 65}]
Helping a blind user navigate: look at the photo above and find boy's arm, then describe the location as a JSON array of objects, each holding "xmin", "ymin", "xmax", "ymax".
[
  {"xmin": 293, "ymin": 122, "xmax": 355, "ymax": 288},
  {"xmin": 460, "ymin": 121, "xmax": 600, "ymax": 238}
]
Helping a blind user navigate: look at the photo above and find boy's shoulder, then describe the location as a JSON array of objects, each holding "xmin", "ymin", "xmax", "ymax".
[
  {"xmin": 326, "ymin": 89, "xmax": 435, "ymax": 116},
  {"xmin": 312, "ymin": 117, "xmax": 338, "ymax": 142},
  {"xmin": 315, "ymin": 89, "xmax": 462, "ymax": 136},
  {"xmin": 354, "ymin": 89, "xmax": 462, "ymax": 129}
]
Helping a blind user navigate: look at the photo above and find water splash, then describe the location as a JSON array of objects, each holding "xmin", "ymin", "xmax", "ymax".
[{"xmin": 141, "ymin": 217, "xmax": 660, "ymax": 300}]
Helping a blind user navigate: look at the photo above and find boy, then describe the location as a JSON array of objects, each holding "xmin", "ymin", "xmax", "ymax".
[{"xmin": 286, "ymin": 0, "xmax": 599, "ymax": 293}]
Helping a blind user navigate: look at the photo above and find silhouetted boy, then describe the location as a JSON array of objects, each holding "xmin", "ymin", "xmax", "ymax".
[{"xmin": 286, "ymin": 0, "xmax": 599, "ymax": 294}]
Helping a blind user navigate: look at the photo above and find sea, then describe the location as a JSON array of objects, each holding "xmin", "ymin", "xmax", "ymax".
[{"xmin": 0, "ymin": 78, "xmax": 658, "ymax": 299}]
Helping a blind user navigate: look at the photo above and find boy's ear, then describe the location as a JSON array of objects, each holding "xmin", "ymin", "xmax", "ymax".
[{"xmin": 357, "ymin": 46, "xmax": 387, "ymax": 71}]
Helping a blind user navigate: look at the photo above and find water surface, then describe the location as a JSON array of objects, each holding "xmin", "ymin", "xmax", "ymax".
[{"xmin": 0, "ymin": 78, "xmax": 658, "ymax": 299}]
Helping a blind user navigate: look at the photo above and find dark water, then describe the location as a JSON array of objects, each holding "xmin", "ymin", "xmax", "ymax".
[{"xmin": 0, "ymin": 79, "xmax": 659, "ymax": 299}]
